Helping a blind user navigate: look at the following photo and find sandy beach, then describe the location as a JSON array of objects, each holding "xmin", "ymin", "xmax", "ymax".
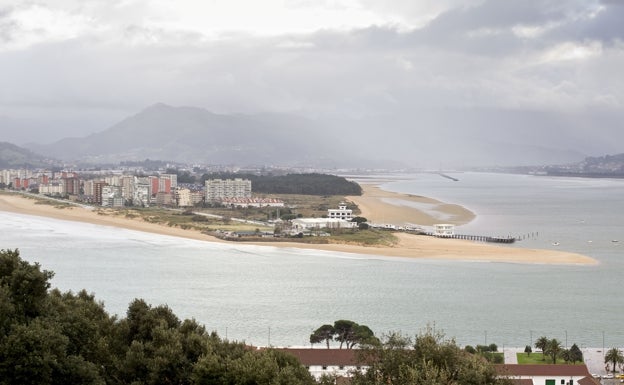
[{"xmin": 0, "ymin": 190, "xmax": 598, "ymax": 265}]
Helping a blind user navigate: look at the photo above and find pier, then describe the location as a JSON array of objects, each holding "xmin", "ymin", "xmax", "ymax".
[
  {"xmin": 437, "ymin": 173, "xmax": 459, "ymax": 181},
  {"xmin": 428, "ymin": 233, "xmax": 516, "ymax": 244}
]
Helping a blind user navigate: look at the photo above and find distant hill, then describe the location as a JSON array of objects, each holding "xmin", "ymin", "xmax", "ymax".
[
  {"xmin": 544, "ymin": 153, "xmax": 624, "ymax": 177},
  {"xmin": 0, "ymin": 142, "xmax": 53, "ymax": 169},
  {"xmin": 32, "ymin": 104, "xmax": 378, "ymax": 168}
]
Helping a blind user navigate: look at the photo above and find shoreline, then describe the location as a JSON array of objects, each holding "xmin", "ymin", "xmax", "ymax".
[{"xmin": 0, "ymin": 190, "xmax": 598, "ymax": 265}]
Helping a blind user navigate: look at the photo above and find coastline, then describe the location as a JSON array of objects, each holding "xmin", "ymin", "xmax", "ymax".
[{"xmin": 0, "ymin": 190, "xmax": 598, "ymax": 265}]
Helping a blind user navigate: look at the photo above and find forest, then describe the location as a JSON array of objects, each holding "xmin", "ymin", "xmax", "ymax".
[{"xmin": 200, "ymin": 173, "xmax": 362, "ymax": 196}]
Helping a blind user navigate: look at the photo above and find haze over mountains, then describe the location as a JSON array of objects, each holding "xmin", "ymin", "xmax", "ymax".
[{"xmin": 7, "ymin": 103, "xmax": 616, "ymax": 169}]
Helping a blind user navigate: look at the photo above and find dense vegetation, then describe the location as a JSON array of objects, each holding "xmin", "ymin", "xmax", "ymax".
[
  {"xmin": 0, "ymin": 249, "xmax": 314, "ymax": 385},
  {"xmin": 201, "ymin": 173, "xmax": 362, "ymax": 196},
  {"xmin": 1, "ymin": 249, "xmax": 511, "ymax": 385},
  {"xmin": 350, "ymin": 330, "xmax": 510, "ymax": 385}
]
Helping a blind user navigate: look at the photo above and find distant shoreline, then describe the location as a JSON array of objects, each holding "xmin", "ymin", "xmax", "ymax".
[{"xmin": 0, "ymin": 189, "xmax": 598, "ymax": 265}]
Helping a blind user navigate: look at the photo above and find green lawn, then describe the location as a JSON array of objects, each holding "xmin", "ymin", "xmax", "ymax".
[{"xmin": 516, "ymin": 353, "xmax": 582, "ymax": 365}]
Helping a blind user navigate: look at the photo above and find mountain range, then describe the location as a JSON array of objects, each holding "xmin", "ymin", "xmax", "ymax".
[
  {"xmin": 1, "ymin": 103, "xmax": 620, "ymax": 168},
  {"xmin": 28, "ymin": 104, "xmax": 354, "ymax": 167}
]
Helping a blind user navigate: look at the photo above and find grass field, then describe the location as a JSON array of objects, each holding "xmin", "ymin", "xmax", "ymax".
[{"xmin": 516, "ymin": 353, "xmax": 583, "ymax": 365}]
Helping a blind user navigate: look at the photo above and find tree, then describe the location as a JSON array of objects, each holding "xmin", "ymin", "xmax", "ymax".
[
  {"xmin": 545, "ymin": 338, "xmax": 563, "ymax": 364},
  {"xmin": 535, "ymin": 336, "xmax": 549, "ymax": 360},
  {"xmin": 0, "ymin": 249, "xmax": 316, "ymax": 385},
  {"xmin": 605, "ymin": 347, "xmax": 624, "ymax": 373},
  {"xmin": 310, "ymin": 324, "xmax": 335, "ymax": 349},
  {"xmin": 351, "ymin": 328, "xmax": 510, "ymax": 385},
  {"xmin": 568, "ymin": 344, "xmax": 583, "ymax": 364},
  {"xmin": 333, "ymin": 320, "xmax": 377, "ymax": 349},
  {"xmin": 524, "ymin": 345, "xmax": 532, "ymax": 356},
  {"xmin": 311, "ymin": 320, "xmax": 378, "ymax": 349}
]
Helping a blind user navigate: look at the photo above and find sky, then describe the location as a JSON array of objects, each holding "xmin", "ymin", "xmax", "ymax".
[{"xmin": 0, "ymin": 0, "xmax": 623, "ymax": 162}]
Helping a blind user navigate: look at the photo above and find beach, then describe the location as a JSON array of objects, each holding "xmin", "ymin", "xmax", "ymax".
[{"xmin": 0, "ymin": 188, "xmax": 598, "ymax": 265}]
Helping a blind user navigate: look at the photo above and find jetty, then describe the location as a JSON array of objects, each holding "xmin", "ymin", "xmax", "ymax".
[
  {"xmin": 438, "ymin": 173, "xmax": 459, "ymax": 182},
  {"xmin": 428, "ymin": 232, "xmax": 516, "ymax": 244}
]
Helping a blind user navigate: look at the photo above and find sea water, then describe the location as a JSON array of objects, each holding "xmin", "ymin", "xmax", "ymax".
[{"xmin": 1, "ymin": 172, "xmax": 623, "ymax": 349}]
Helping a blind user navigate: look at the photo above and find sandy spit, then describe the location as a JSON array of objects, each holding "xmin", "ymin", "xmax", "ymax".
[{"xmin": 0, "ymin": 191, "xmax": 597, "ymax": 266}]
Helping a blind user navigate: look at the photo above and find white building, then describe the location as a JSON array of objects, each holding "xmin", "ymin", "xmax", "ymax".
[
  {"xmin": 495, "ymin": 364, "xmax": 599, "ymax": 385},
  {"xmin": 327, "ymin": 202, "xmax": 353, "ymax": 220},
  {"xmin": 291, "ymin": 218, "xmax": 356, "ymax": 232},
  {"xmin": 205, "ymin": 178, "xmax": 252, "ymax": 202},
  {"xmin": 433, "ymin": 223, "xmax": 455, "ymax": 237},
  {"xmin": 133, "ymin": 184, "xmax": 151, "ymax": 207},
  {"xmin": 176, "ymin": 188, "xmax": 193, "ymax": 207},
  {"xmin": 276, "ymin": 348, "xmax": 367, "ymax": 382},
  {"xmin": 220, "ymin": 197, "xmax": 284, "ymax": 208},
  {"xmin": 39, "ymin": 182, "xmax": 65, "ymax": 196}
]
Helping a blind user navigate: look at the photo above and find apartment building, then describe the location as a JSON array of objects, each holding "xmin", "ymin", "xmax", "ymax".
[{"xmin": 205, "ymin": 178, "xmax": 252, "ymax": 203}]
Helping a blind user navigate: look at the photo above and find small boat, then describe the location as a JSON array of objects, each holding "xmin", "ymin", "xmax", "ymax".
[
  {"xmin": 552, "ymin": 242, "xmax": 560, "ymax": 246},
  {"xmin": 612, "ymin": 240, "xmax": 619, "ymax": 243}
]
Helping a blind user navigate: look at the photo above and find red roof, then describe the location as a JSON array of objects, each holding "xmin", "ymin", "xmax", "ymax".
[
  {"xmin": 495, "ymin": 364, "xmax": 592, "ymax": 377},
  {"xmin": 276, "ymin": 348, "xmax": 366, "ymax": 366}
]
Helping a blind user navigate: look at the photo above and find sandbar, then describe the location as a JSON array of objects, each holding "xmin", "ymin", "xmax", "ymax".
[{"xmin": 0, "ymin": 190, "xmax": 598, "ymax": 265}]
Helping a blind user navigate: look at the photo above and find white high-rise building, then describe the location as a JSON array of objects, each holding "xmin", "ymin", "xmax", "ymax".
[{"xmin": 205, "ymin": 178, "xmax": 252, "ymax": 202}]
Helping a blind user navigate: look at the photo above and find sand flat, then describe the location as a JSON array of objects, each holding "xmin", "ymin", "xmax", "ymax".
[{"xmin": 0, "ymin": 191, "xmax": 597, "ymax": 265}]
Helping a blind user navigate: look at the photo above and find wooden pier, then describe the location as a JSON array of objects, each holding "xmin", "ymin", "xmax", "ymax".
[{"xmin": 427, "ymin": 233, "xmax": 516, "ymax": 244}]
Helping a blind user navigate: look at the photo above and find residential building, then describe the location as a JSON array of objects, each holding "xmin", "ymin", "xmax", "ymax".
[
  {"xmin": 93, "ymin": 181, "xmax": 107, "ymax": 206},
  {"xmin": 155, "ymin": 191, "xmax": 174, "ymax": 206},
  {"xmin": 133, "ymin": 183, "xmax": 151, "ymax": 207},
  {"xmin": 175, "ymin": 188, "xmax": 192, "ymax": 207},
  {"xmin": 276, "ymin": 348, "xmax": 368, "ymax": 382},
  {"xmin": 160, "ymin": 173, "xmax": 178, "ymax": 189},
  {"xmin": 433, "ymin": 223, "xmax": 455, "ymax": 237},
  {"xmin": 495, "ymin": 364, "xmax": 599, "ymax": 385},
  {"xmin": 63, "ymin": 177, "xmax": 80, "ymax": 196},
  {"xmin": 205, "ymin": 178, "xmax": 252, "ymax": 202},
  {"xmin": 101, "ymin": 185, "xmax": 124, "ymax": 207},
  {"xmin": 39, "ymin": 181, "xmax": 65, "ymax": 196}
]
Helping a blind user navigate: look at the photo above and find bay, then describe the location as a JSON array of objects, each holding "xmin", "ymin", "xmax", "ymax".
[{"xmin": 1, "ymin": 172, "xmax": 623, "ymax": 349}]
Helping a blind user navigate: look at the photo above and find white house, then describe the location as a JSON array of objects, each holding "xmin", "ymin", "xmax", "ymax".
[
  {"xmin": 495, "ymin": 364, "xmax": 600, "ymax": 385},
  {"xmin": 433, "ymin": 223, "xmax": 455, "ymax": 237},
  {"xmin": 277, "ymin": 348, "xmax": 368, "ymax": 382},
  {"xmin": 291, "ymin": 218, "xmax": 356, "ymax": 232},
  {"xmin": 327, "ymin": 202, "xmax": 353, "ymax": 220}
]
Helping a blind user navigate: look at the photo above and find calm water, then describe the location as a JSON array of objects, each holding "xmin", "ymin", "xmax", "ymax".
[{"xmin": 1, "ymin": 172, "xmax": 623, "ymax": 349}]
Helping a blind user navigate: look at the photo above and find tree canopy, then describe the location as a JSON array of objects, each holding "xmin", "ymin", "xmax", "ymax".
[
  {"xmin": 0, "ymin": 249, "xmax": 315, "ymax": 385},
  {"xmin": 310, "ymin": 320, "xmax": 378, "ymax": 349},
  {"xmin": 351, "ymin": 328, "xmax": 511, "ymax": 385}
]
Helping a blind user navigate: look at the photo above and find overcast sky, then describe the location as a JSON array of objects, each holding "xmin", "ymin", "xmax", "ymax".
[{"xmin": 1, "ymin": 0, "xmax": 623, "ymax": 153}]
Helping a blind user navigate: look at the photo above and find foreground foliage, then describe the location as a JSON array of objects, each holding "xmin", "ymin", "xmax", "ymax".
[
  {"xmin": 351, "ymin": 330, "xmax": 511, "ymax": 385},
  {"xmin": 0, "ymin": 249, "xmax": 314, "ymax": 385}
]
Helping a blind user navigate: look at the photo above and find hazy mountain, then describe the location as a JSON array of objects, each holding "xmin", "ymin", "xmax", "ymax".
[
  {"xmin": 32, "ymin": 104, "xmax": 368, "ymax": 167},
  {"xmin": 0, "ymin": 142, "xmax": 53, "ymax": 169},
  {"xmin": 29, "ymin": 103, "xmax": 619, "ymax": 169}
]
